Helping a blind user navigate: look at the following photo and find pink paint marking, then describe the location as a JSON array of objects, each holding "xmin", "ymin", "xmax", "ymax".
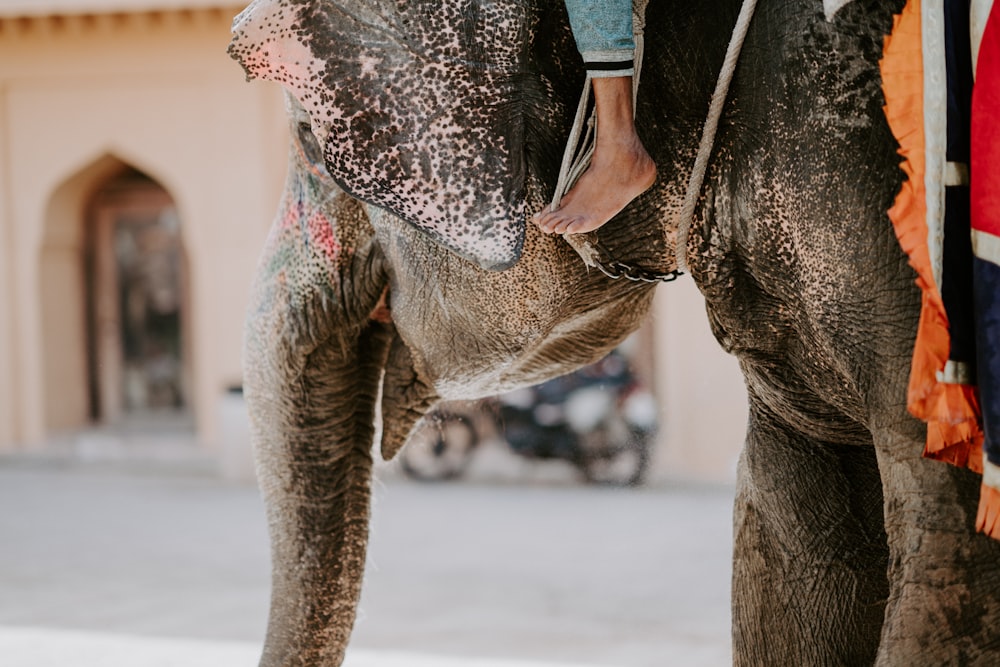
[
  {"xmin": 307, "ymin": 210, "xmax": 341, "ymax": 263},
  {"xmin": 231, "ymin": 0, "xmax": 323, "ymax": 87},
  {"xmin": 279, "ymin": 203, "xmax": 300, "ymax": 231}
]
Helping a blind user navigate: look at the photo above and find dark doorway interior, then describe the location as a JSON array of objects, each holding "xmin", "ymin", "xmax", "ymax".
[{"xmin": 86, "ymin": 168, "xmax": 190, "ymax": 425}]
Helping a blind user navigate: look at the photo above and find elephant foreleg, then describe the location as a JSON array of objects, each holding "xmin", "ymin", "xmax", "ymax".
[
  {"xmin": 732, "ymin": 396, "xmax": 889, "ymax": 666},
  {"xmin": 874, "ymin": 425, "xmax": 1000, "ymax": 665}
]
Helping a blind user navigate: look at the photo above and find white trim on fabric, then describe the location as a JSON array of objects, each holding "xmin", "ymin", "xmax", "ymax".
[
  {"xmin": 937, "ymin": 360, "xmax": 975, "ymax": 384},
  {"xmin": 580, "ymin": 49, "xmax": 636, "ymax": 62},
  {"xmin": 971, "ymin": 0, "xmax": 994, "ymax": 79},
  {"xmin": 945, "ymin": 161, "xmax": 970, "ymax": 186},
  {"xmin": 973, "ymin": 228, "xmax": 1000, "ymax": 266},
  {"xmin": 923, "ymin": 0, "xmax": 948, "ymax": 293},
  {"xmin": 589, "ymin": 68, "xmax": 635, "ymax": 78},
  {"xmin": 984, "ymin": 458, "xmax": 1000, "ymax": 491},
  {"xmin": 823, "ymin": 0, "xmax": 854, "ymax": 21}
]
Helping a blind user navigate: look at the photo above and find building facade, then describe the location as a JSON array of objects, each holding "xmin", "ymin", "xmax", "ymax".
[{"xmin": 0, "ymin": 0, "xmax": 287, "ymax": 449}]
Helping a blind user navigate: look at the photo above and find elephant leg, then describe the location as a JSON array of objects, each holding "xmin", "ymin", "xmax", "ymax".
[
  {"xmin": 732, "ymin": 399, "xmax": 889, "ymax": 666},
  {"xmin": 244, "ymin": 239, "xmax": 392, "ymax": 666},
  {"xmin": 874, "ymin": 425, "xmax": 1000, "ymax": 665}
]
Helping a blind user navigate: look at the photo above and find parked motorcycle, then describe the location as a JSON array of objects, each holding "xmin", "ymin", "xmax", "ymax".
[{"xmin": 400, "ymin": 351, "xmax": 657, "ymax": 486}]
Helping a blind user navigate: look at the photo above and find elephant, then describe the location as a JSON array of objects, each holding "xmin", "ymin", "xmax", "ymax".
[{"xmin": 229, "ymin": 0, "xmax": 1000, "ymax": 665}]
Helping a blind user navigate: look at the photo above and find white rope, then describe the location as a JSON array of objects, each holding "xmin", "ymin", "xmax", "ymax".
[
  {"xmin": 675, "ymin": 0, "xmax": 758, "ymax": 272},
  {"xmin": 549, "ymin": 73, "xmax": 597, "ymax": 213}
]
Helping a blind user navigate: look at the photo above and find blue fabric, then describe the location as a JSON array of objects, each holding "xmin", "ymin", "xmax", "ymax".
[
  {"xmin": 942, "ymin": 0, "xmax": 978, "ymax": 373},
  {"xmin": 974, "ymin": 256, "xmax": 1000, "ymax": 465},
  {"xmin": 943, "ymin": 187, "xmax": 977, "ymax": 367},
  {"xmin": 563, "ymin": 0, "xmax": 635, "ymax": 67},
  {"xmin": 945, "ymin": 0, "xmax": 973, "ymax": 163}
]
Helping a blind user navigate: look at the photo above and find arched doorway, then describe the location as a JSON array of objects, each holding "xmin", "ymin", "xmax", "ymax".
[{"xmin": 85, "ymin": 167, "xmax": 191, "ymax": 427}]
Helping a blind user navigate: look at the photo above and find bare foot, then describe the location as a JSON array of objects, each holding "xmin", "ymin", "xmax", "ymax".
[
  {"xmin": 533, "ymin": 137, "xmax": 656, "ymax": 235},
  {"xmin": 533, "ymin": 75, "xmax": 656, "ymax": 235}
]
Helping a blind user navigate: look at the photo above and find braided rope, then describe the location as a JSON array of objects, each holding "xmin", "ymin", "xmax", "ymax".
[{"xmin": 675, "ymin": 0, "xmax": 758, "ymax": 272}]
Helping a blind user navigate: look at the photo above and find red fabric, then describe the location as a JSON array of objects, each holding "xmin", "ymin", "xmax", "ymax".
[{"xmin": 972, "ymin": 3, "xmax": 1000, "ymax": 239}]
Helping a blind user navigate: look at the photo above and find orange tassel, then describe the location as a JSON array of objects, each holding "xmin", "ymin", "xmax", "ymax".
[
  {"xmin": 924, "ymin": 421, "xmax": 984, "ymax": 472},
  {"xmin": 976, "ymin": 484, "xmax": 1000, "ymax": 538},
  {"xmin": 880, "ymin": 0, "xmax": 985, "ymax": 471}
]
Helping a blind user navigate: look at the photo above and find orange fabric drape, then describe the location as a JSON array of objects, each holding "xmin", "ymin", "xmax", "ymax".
[{"xmin": 880, "ymin": 0, "xmax": 1000, "ymax": 538}]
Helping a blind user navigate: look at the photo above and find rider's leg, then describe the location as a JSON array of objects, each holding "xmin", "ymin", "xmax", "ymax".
[{"xmin": 534, "ymin": 0, "xmax": 656, "ymax": 235}]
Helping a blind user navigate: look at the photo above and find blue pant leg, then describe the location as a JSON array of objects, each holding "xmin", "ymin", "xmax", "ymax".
[{"xmin": 563, "ymin": 0, "xmax": 635, "ymax": 76}]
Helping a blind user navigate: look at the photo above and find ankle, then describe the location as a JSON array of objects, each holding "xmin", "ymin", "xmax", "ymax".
[{"xmin": 594, "ymin": 133, "xmax": 652, "ymax": 165}]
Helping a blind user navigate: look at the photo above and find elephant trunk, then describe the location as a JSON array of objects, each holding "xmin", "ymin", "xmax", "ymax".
[{"xmin": 247, "ymin": 319, "xmax": 392, "ymax": 666}]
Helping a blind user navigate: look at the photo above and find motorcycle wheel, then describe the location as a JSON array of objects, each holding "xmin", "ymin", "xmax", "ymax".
[
  {"xmin": 579, "ymin": 425, "xmax": 651, "ymax": 487},
  {"xmin": 400, "ymin": 413, "xmax": 478, "ymax": 482}
]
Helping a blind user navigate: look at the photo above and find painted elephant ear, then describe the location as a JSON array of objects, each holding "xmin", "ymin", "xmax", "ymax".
[{"xmin": 229, "ymin": 0, "xmax": 531, "ymax": 270}]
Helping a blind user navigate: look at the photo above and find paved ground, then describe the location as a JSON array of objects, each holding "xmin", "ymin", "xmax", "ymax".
[{"xmin": 0, "ymin": 457, "xmax": 735, "ymax": 667}]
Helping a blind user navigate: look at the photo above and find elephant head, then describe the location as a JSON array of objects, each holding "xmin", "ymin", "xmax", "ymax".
[{"xmin": 229, "ymin": 0, "xmax": 577, "ymax": 270}]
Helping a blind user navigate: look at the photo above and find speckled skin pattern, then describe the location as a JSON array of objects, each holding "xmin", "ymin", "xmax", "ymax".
[
  {"xmin": 233, "ymin": 1, "xmax": 1000, "ymax": 665},
  {"xmin": 231, "ymin": 0, "xmax": 541, "ymax": 269}
]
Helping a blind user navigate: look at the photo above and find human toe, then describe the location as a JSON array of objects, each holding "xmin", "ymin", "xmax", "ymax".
[
  {"xmin": 553, "ymin": 215, "xmax": 586, "ymax": 235},
  {"xmin": 534, "ymin": 211, "xmax": 563, "ymax": 233}
]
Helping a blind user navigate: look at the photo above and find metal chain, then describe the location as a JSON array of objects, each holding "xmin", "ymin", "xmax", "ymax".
[{"xmin": 590, "ymin": 241, "xmax": 684, "ymax": 283}]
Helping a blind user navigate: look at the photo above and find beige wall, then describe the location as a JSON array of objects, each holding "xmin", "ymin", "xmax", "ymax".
[
  {"xmin": 648, "ymin": 280, "xmax": 748, "ymax": 484},
  {"xmin": 0, "ymin": 8, "xmax": 288, "ymax": 449},
  {"xmin": 0, "ymin": 82, "xmax": 14, "ymax": 446}
]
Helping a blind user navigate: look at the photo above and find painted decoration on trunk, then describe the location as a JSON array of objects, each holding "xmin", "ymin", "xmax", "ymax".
[{"xmin": 881, "ymin": 0, "xmax": 1000, "ymax": 538}]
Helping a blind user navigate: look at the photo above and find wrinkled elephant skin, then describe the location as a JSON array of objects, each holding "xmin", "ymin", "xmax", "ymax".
[{"xmin": 233, "ymin": 1, "xmax": 1000, "ymax": 666}]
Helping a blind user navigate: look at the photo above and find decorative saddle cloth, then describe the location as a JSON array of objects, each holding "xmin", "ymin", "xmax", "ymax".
[{"xmin": 881, "ymin": 0, "xmax": 1000, "ymax": 537}]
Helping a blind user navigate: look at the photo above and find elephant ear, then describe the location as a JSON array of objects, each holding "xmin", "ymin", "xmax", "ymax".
[{"xmin": 229, "ymin": 0, "xmax": 530, "ymax": 270}]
